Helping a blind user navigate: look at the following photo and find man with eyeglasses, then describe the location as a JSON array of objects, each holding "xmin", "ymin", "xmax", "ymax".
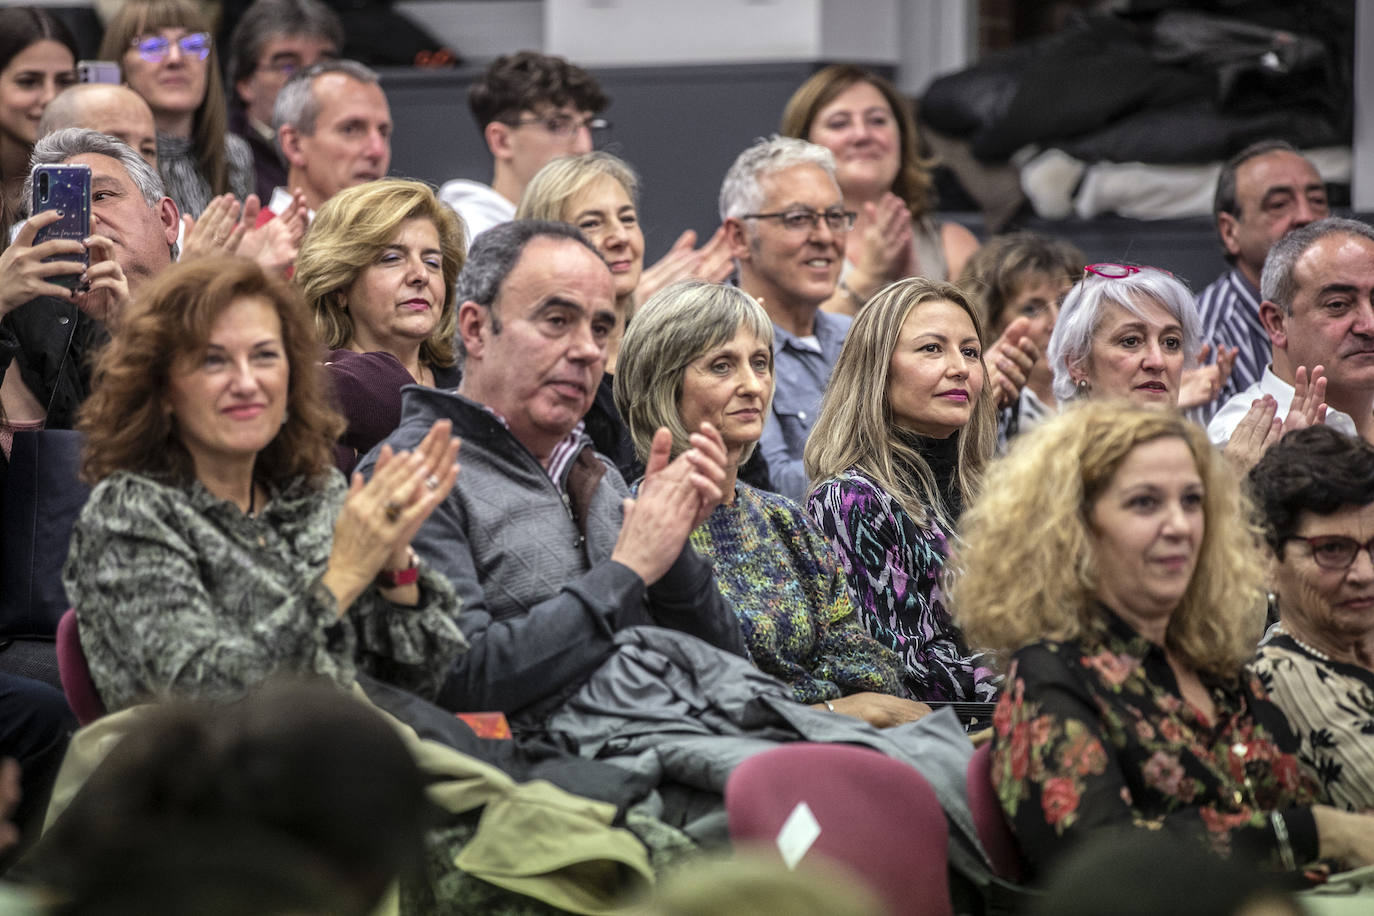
[
  {"xmin": 439, "ymin": 52, "xmax": 609, "ymax": 244},
  {"xmin": 717, "ymin": 136, "xmax": 854, "ymax": 502},
  {"xmin": 226, "ymin": 0, "xmax": 343, "ymax": 202},
  {"xmin": 1208, "ymin": 217, "xmax": 1374, "ymax": 448}
]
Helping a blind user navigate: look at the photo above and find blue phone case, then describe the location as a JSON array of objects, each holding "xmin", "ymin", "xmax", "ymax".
[{"xmin": 30, "ymin": 164, "xmax": 91, "ymax": 291}]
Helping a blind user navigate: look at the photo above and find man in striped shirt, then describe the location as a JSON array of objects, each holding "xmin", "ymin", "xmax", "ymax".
[{"xmin": 1194, "ymin": 141, "xmax": 1328, "ymax": 422}]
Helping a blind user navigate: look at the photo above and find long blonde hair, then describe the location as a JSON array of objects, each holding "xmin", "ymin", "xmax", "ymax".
[
  {"xmin": 803, "ymin": 278, "xmax": 996, "ymax": 528},
  {"xmin": 951, "ymin": 400, "xmax": 1267, "ymax": 678}
]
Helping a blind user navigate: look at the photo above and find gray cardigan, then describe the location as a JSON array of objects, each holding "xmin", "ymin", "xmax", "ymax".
[{"xmin": 358, "ymin": 386, "xmax": 745, "ymax": 720}]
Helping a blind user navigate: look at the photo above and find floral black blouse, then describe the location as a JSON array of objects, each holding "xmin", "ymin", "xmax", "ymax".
[{"xmin": 992, "ymin": 607, "xmax": 1319, "ymax": 876}]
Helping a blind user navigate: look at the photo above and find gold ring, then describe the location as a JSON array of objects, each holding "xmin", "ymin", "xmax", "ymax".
[{"xmin": 384, "ymin": 500, "xmax": 402, "ymax": 522}]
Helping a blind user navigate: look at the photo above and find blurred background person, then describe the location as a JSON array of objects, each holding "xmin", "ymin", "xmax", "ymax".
[
  {"xmin": 616, "ymin": 280, "xmax": 925, "ymax": 727},
  {"xmin": 958, "ymin": 230, "xmax": 1083, "ymax": 443},
  {"xmin": 64, "ymin": 256, "xmax": 464, "ymax": 712},
  {"xmin": 781, "ymin": 64, "xmax": 980, "ymax": 313},
  {"xmin": 954, "ymin": 402, "xmax": 1374, "ymax": 877},
  {"xmin": 805, "ymin": 278, "xmax": 998, "ymax": 702},
  {"xmin": 0, "ymin": 6, "xmax": 77, "ymax": 217},
  {"xmin": 37, "ymin": 83, "xmax": 159, "ymax": 169},
  {"xmin": 26, "ymin": 681, "xmax": 429, "ymax": 916},
  {"xmin": 226, "ymin": 0, "xmax": 342, "ymax": 202},
  {"xmin": 100, "ymin": 0, "xmax": 254, "ymax": 218},
  {"xmin": 1251, "ymin": 425, "xmax": 1374, "ymax": 812},
  {"xmin": 442, "ymin": 51, "xmax": 608, "ymax": 241},
  {"xmin": 296, "ymin": 178, "xmax": 464, "ymax": 472}
]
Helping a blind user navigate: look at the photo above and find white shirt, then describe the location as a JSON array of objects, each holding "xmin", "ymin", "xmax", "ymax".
[
  {"xmin": 437, "ymin": 179, "xmax": 515, "ymax": 250},
  {"xmin": 1206, "ymin": 364, "xmax": 1358, "ymax": 446}
]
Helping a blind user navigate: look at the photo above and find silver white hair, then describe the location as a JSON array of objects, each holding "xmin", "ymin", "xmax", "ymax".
[
  {"xmin": 1048, "ymin": 267, "xmax": 1202, "ymax": 403},
  {"xmin": 718, "ymin": 135, "xmax": 837, "ymax": 224},
  {"xmin": 25, "ymin": 128, "xmax": 165, "ymax": 210}
]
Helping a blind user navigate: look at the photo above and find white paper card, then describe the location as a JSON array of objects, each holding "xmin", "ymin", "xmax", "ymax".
[{"xmin": 775, "ymin": 801, "xmax": 821, "ymax": 869}]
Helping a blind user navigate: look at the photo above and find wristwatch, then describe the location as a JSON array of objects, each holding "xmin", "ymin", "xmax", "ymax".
[{"xmin": 376, "ymin": 547, "xmax": 419, "ymax": 588}]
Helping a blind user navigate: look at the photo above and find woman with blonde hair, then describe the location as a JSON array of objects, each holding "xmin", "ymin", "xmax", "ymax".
[
  {"xmin": 805, "ymin": 278, "xmax": 998, "ymax": 702},
  {"xmin": 99, "ymin": 0, "xmax": 253, "ymax": 218},
  {"xmin": 781, "ymin": 64, "xmax": 979, "ymax": 314},
  {"xmin": 615, "ymin": 280, "xmax": 923, "ymax": 726},
  {"xmin": 295, "ymin": 178, "xmax": 465, "ymax": 471},
  {"xmin": 951, "ymin": 401, "xmax": 1374, "ymax": 877}
]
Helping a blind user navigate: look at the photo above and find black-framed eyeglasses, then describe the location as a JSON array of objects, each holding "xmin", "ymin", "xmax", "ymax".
[
  {"xmin": 131, "ymin": 31, "xmax": 212, "ymax": 63},
  {"xmin": 505, "ymin": 113, "xmax": 610, "ymax": 138},
  {"xmin": 1287, "ymin": 534, "xmax": 1374, "ymax": 570},
  {"xmin": 741, "ymin": 208, "xmax": 857, "ymax": 233}
]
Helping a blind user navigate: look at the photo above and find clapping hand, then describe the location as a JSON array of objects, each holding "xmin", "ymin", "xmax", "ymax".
[
  {"xmin": 322, "ymin": 420, "xmax": 461, "ymax": 611},
  {"xmin": 611, "ymin": 424, "xmax": 728, "ymax": 586}
]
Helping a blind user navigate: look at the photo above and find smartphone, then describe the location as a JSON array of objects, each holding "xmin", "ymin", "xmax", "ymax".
[
  {"xmin": 30, "ymin": 164, "xmax": 91, "ymax": 292},
  {"xmin": 76, "ymin": 60, "xmax": 121, "ymax": 85}
]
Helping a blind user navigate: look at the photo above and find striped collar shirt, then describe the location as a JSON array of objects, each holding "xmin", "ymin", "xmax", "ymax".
[
  {"xmin": 1193, "ymin": 267, "xmax": 1269, "ymax": 424},
  {"xmin": 482, "ymin": 407, "xmax": 586, "ymax": 495}
]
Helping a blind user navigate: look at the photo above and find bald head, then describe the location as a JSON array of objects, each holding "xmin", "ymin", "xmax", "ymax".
[{"xmin": 39, "ymin": 85, "xmax": 159, "ymax": 169}]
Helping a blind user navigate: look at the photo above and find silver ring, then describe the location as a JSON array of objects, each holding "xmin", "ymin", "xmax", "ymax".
[
  {"xmin": 383, "ymin": 500, "xmax": 402, "ymax": 523},
  {"xmin": 425, "ymin": 474, "xmax": 440, "ymax": 491}
]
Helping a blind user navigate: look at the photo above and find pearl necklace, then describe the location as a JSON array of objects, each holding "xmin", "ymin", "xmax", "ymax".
[{"xmin": 1271, "ymin": 624, "xmax": 1332, "ymax": 663}]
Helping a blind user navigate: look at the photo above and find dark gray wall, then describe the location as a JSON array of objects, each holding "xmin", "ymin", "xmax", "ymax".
[
  {"xmin": 379, "ymin": 61, "xmax": 826, "ymax": 262},
  {"xmin": 379, "ymin": 61, "xmax": 1336, "ymax": 290}
]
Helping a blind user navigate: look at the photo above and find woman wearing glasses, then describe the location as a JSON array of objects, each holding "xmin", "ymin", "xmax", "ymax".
[
  {"xmin": 99, "ymin": 0, "xmax": 253, "ymax": 218},
  {"xmin": 1251, "ymin": 426, "xmax": 1374, "ymax": 813},
  {"xmin": 804, "ymin": 278, "xmax": 999, "ymax": 702},
  {"xmin": 781, "ymin": 65, "xmax": 980, "ymax": 315}
]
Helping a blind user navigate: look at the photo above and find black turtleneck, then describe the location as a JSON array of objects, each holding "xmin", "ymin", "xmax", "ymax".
[{"xmin": 895, "ymin": 429, "xmax": 963, "ymax": 521}]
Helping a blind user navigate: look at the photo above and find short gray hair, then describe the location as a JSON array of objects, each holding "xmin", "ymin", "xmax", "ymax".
[
  {"xmin": 718, "ymin": 135, "xmax": 837, "ymax": 223},
  {"xmin": 273, "ymin": 59, "xmax": 379, "ymax": 137},
  {"xmin": 25, "ymin": 128, "xmax": 165, "ymax": 211},
  {"xmin": 1261, "ymin": 217, "xmax": 1374, "ymax": 315},
  {"xmin": 454, "ymin": 219, "xmax": 602, "ymax": 359},
  {"xmin": 1048, "ymin": 266, "xmax": 1202, "ymax": 403},
  {"xmin": 614, "ymin": 280, "xmax": 774, "ymax": 464}
]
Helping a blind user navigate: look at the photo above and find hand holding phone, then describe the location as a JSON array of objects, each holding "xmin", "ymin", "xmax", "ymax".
[
  {"xmin": 0, "ymin": 211, "xmax": 88, "ymax": 321},
  {"xmin": 30, "ymin": 163, "xmax": 91, "ymax": 292}
]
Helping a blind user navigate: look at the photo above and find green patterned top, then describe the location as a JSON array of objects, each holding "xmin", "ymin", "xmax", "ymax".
[
  {"xmin": 688, "ymin": 482, "xmax": 906, "ymax": 704},
  {"xmin": 63, "ymin": 470, "xmax": 467, "ymax": 711}
]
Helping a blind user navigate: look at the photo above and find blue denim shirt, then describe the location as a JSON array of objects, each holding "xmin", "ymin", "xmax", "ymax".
[{"xmin": 759, "ymin": 310, "xmax": 852, "ymax": 503}]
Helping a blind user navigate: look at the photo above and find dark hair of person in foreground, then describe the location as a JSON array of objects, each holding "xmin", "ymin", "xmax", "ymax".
[{"xmin": 22, "ymin": 679, "xmax": 430, "ymax": 916}]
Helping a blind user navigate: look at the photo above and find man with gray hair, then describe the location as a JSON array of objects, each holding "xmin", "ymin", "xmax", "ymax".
[
  {"xmin": 227, "ymin": 0, "xmax": 343, "ymax": 201},
  {"xmin": 0, "ymin": 129, "xmax": 178, "ymax": 428},
  {"xmin": 1208, "ymin": 216, "xmax": 1374, "ymax": 446},
  {"xmin": 719, "ymin": 135, "xmax": 853, "ymax": 501},
  {"xmin": 260, "ymin": 59, "xmax": 390, "ymax": 223},
  {"xmin": 357, "ymin": 219, "xmax": 744, "ymax": 719}
]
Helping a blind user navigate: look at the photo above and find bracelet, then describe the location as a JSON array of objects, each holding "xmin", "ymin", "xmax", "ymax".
[
  {"xmin": 376, "ymin": 547, "xmax": 419, "ymax": 589},
  {"xmin": 1270, "ymin": 810, "xmax": 1297, "ymax": 871},
  {"xmin": 823, "ymin": 699, "xmax": 836, "ymax": 713}
]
